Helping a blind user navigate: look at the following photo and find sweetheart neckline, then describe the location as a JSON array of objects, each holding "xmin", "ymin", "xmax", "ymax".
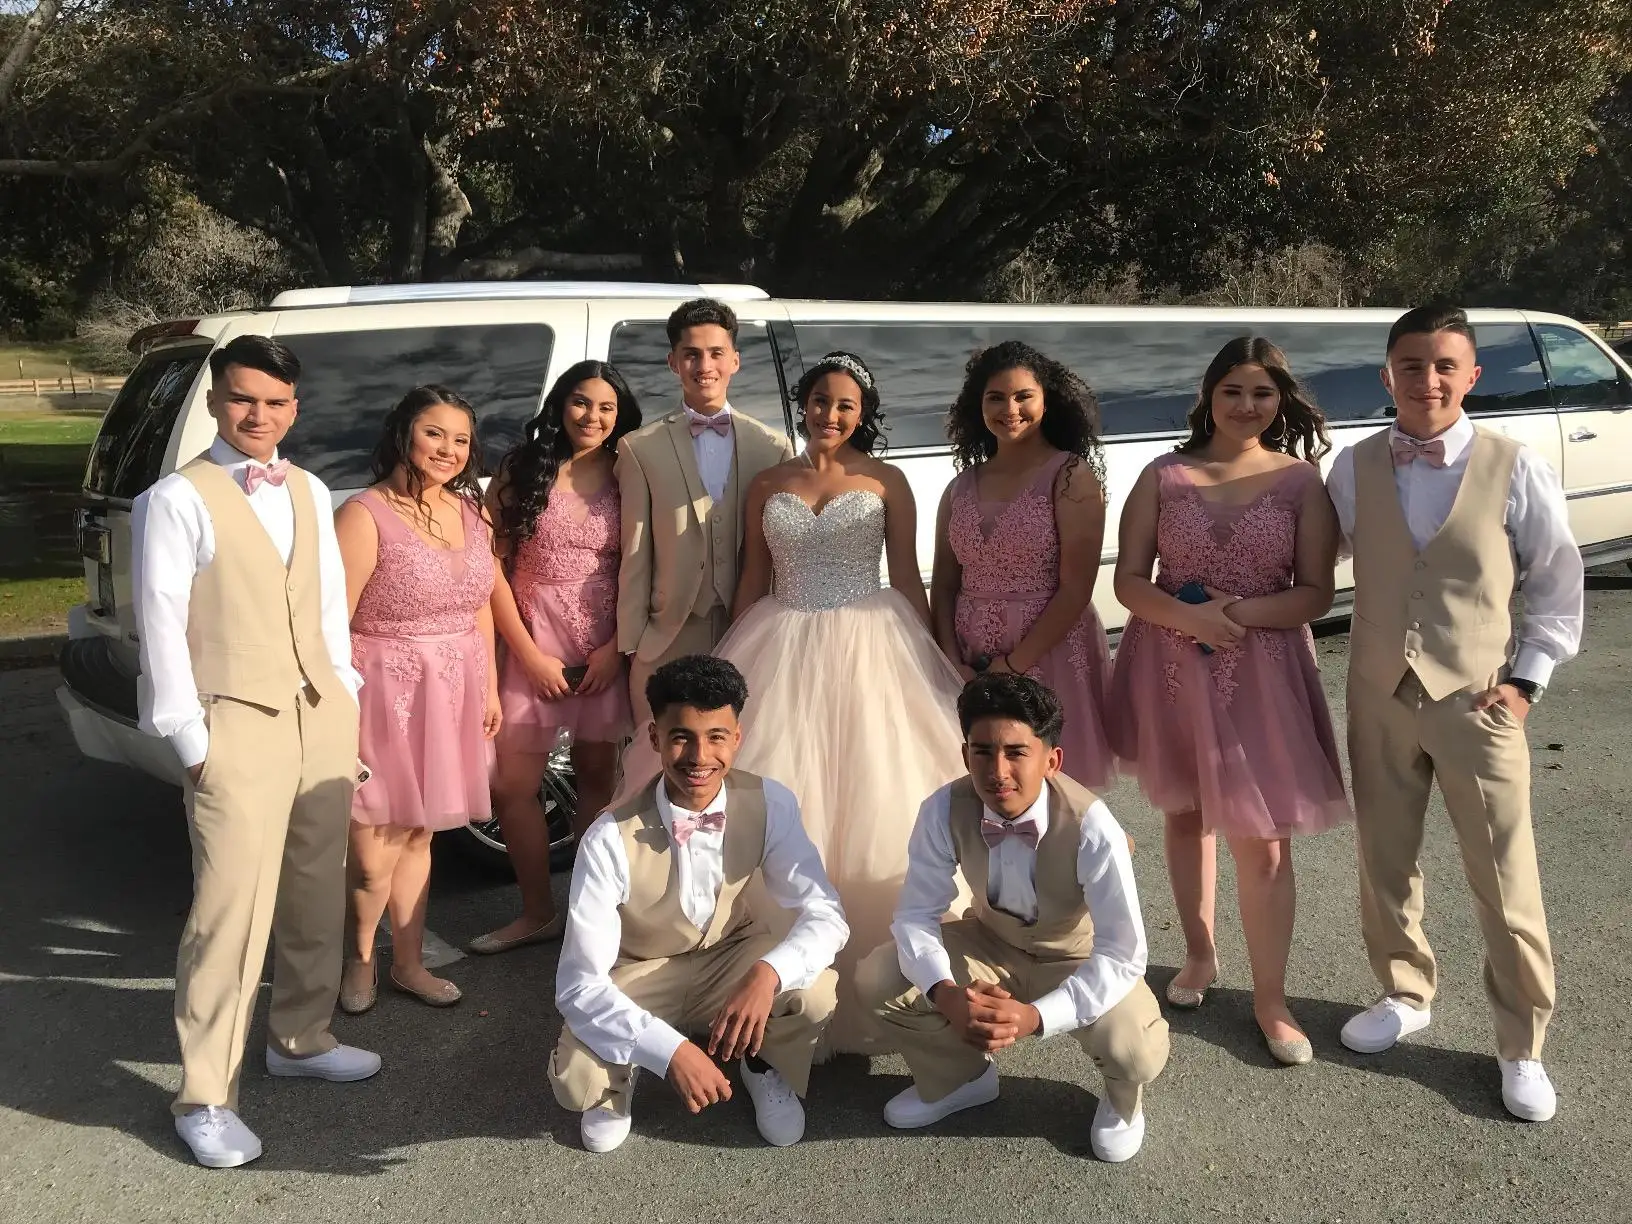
[{"xmin": 766, "ymin": 488, "xmax": 884, "ymax": 518}]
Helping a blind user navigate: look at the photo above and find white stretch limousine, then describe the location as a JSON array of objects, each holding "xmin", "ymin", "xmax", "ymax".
[{"xmin": 58, "ymin": 283, "xmax": 1632, "ymax": 858}]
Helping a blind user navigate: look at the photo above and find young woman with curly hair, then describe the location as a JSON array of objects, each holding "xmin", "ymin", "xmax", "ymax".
[{"xmin": 930, "ymin": 340, "xmax": 1117, "ymax": 789}]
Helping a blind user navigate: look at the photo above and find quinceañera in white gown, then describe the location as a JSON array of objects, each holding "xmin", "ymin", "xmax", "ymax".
[{"xmin": 718, "ymin": 485, "xmax": 968, "ymax": 1054}]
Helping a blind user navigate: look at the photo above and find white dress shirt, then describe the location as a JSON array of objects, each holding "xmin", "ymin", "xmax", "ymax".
[
  {"xmin": 555, "ymin": 777, "xmax": 849, "ymax": 1077},
  {"xmin": 1327, "ymin": 414, "xmax": 1584, "ymax": 686},
  {"xmin": 684, "ymin": 402, "xmax": 735, "ymax": 504},
  {"xmin": 890, "ymin": 782, "xmax": 1148, "ymax": 1037},
  {"xmin": 130, "ymin": 436, "xmax": 362, "ymax": 769}
]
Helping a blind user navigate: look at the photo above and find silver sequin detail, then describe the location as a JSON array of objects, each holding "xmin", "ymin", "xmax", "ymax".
[{"xmin": 764, "ymin": 490, "xmax": 885, "ymax": 612}]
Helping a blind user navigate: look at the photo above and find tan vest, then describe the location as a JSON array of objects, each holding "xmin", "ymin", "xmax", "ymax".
[
  {"xmin": 1348, "ymin": 428, "xmax": 1518, "ymax": 701},
  {"xmin": 947, "ymin": 773, "xmax": 1100, "ymax": 962},
  {"xmin": 178, "ymin": 456, "xmax": 346, "ymax": 711},
  {"xmin": 612, "ymin": 769, "xmax": 769, "ymax": 963},
  {"xmin": 691, "ymin": 456, "xmax": 742, "ymax": 615}
]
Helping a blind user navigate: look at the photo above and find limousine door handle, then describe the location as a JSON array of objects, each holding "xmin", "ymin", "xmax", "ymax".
[{"xmin": 1569, "ymin": 428, "xmax": 1597, "ymax": 442}]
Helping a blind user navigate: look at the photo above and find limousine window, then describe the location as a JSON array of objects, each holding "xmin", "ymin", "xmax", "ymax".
[
  {"xmin": 790, "ymin": 319, "xmax": 1555, "ymax": 447},
  {"xmin": 1536, "ymin": 324, "xmax": 1632, "ymax": 407},
  {"xmin": 86, "ymin": 344, "xmax": 208, "ymax": 500},
  {"xmin": 276, "ymin": 324, "xmax": 554, "ymax": 489},
  {"xmin": 607, "ymin": 319, "xmax": 791, "ymax": 434}
]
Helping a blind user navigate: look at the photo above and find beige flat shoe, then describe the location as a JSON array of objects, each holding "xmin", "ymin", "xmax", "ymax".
[
  {"xmin": 465, "ymin": 914, "xmax": 565, "ymax": 955},
  {"xmin": 338, "ymin": 959, "xmax": 377, "ymax": 1015},
  {"xmin": 1164, "ymin": 964, "xmax": 1219, "ymax": 1010},
  {"xmin": 1265, "ymin": 1032, "xmax": 1315, "ymax": 1066},
  {"xmin": 389, "ymin": 968, "xmax": 463, "ymax": 1007}
]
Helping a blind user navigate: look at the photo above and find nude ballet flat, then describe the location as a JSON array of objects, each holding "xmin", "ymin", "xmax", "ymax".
[
  {"xmin": 465, "ymin": 914, "xmax": 565, "ymax": 955},
  {"xmin": 1265, "ymin": 1032, "xmax": 1314, "ymax": 1066},
  {"xmin": 338, "ymin": 959, "xmax": 377, "ymax": 1015},
  {"xmin": 389, "ymin": 968, "xmax": 463, "ymax": 1007},
  {"xmin": 1164, "ymin": 965, "xmax": 1219, "ymax": 1010}
]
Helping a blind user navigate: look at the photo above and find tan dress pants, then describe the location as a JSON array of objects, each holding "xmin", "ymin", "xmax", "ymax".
[
  {"xmin": 549, "ymin": 931, "xmax": 838, "ymax": 1113},
  {"xmin": 1348, "ymin": 672, "xmax": 1554, "ymax": 1060},
  {"xmin": 614, "ymin": 607, "xmax": 732, "ymax": 806},
  {"xmin": 854, "ymin": 921, "xmax": 1170, "ymax": 1122},
  {"xmin": 172, "ymin": 686, "xmax": 359, "ymax": 1114}
]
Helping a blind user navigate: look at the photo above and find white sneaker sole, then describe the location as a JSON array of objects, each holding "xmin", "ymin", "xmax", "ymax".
[
  {"xmin": 187, "ymin": 1140, "xmax": 264, "ymax": 1169},
  {"xmin": 884, "ymin": 1075, "xmax": 1000, "ymax": 1129},
  {"xmin": 1339, "ymin": 1006, "xmax": 1431, "ymax": 1054},
  {"xmin": 265, "ymin": 1051, "xmax": 381, "ymax": 1082}
]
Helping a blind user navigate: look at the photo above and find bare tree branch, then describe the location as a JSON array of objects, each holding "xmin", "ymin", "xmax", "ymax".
[{"xmin": 0, "ymin": 0, "xmax": 66, "ymax": 119}]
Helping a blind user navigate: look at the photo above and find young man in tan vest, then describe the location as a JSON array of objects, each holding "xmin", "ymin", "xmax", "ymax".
[
  {"xmin": 132, "ymin": 335, "xmax": 380, "ymax": 1168},
  {"xmin": 550, "ymin": 655, "xmax": 848, "ymax": 1153},
  {"xmin": 609, "ymin": 299, "xmax": 794, "ymax": 807},
  {"xmin": 856, "ymin": 674, "xmax": 1169, "ymax": 1163},
  {"xmin": 1327, "ymin": 304, "xmax": 1584, "ymax": 1122}
]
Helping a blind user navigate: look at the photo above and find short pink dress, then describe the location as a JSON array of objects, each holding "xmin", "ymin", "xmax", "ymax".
[
  {"xmin": 1107, "ymin": 455, "xmax": 1350, "ymax": 838},
  {"xmin": 948, "ymin": 450, "xmax": 1116, "ymax": 789},
  {"xmin": 350, "ymin": 491, "xmax": 496, "ymax": 831},
  {"xmin": 497, "ymin": 479, "xmax": 631, "ymax": 751}
]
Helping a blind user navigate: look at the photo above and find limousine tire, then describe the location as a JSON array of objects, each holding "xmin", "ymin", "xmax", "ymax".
[{"xmin": 451, "ymin": 760, "xmax": 580, "ymax": 876}]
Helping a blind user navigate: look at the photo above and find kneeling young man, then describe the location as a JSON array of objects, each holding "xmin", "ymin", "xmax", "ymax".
[
  {"xmin": 857, "ymin": 673, "xmax": 1169, "ymax": 1162},
  {"xmin": 550, "ymin": 655, "xmax": 848, "ymax": 1152}
]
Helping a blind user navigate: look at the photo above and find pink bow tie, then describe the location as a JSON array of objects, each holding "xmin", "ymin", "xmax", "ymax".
[
  {"xmin": 241, "ymin": 459, "xmax": 291, "ymax": 493},
  {"xmin": 687, "ymin": 411, "xmax": 732, "ymax": 438},
  {"xmin": 981, "ymin": 816, "xmax": 1040, "ymax": 850},
  {"xmin": 1389, "ymin": 435, "xmax": 1448, "ymax": 469},
  {"xmin": 671, "ymin": 811, "xmax": 727, "ymax": 847}
]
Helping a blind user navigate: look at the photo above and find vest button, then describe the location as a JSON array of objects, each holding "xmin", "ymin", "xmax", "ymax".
[
  {"xmin": 1410, "ymin": 621, "xmax": 1421, "ymax": 630},
  {"xmin": 1405, "ymin": 649, "xmax": 1418, "ymax": 658},
  {"xmin": 1411, "ymin": 591, "xmax": 1423, "ymax": 599},
  {"xmin": 1414, "ymin": 560, "xmax": 1427, "ymax": 570}
]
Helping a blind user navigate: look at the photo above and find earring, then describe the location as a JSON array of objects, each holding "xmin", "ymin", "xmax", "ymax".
[{"xmin": 1202, "ymin": 409, "xmax": 1215, "ymax": 437}]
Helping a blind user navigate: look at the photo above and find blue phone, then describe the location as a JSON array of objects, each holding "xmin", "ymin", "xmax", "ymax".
[{"xmin": 1175, "ymin": 581, "xmax": 1214, "ymax": 655}]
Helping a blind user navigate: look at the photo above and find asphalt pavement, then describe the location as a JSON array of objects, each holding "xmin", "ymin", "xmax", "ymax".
[{"xmin": 3, "ymin": 592, "xmax": 1631, "ymax": 1224}]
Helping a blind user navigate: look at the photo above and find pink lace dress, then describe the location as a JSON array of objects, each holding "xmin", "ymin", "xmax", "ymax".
[
  {"xmin": 949, "ymin": 450, "xmax": 1116, "ymax": 788},
  {"xmin": 349, "ymin": 491, "xmax": 496, "ymax": 831},
  {"xmin": 497, "ymin": 480, "xmax": 631, "ymax": 752},
  {"xmin": 1106, "ymin": 455, "xmax": 1350, "ymax": 837}
]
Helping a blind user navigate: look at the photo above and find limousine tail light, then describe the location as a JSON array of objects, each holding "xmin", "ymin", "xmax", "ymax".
[{"xmin": 126, "ymin": 319, "xmax": 201, "ymax": 354}]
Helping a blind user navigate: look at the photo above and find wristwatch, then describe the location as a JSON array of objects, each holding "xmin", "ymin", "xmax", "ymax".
[{"xmin": 1506, "ymin": 678, "xmax": 1545, "ymax": 705}]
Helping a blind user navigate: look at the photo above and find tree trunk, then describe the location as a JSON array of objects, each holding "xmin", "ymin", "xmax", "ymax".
[
  {"xmin": 0, "ymin": 0, "xmax": 65, "ymax": 120},
  {"xmin": 422, "ymin": 135, "xmax": 472, "ymax": 280}
]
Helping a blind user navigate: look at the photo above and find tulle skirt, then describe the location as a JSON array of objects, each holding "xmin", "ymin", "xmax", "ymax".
[{"xmin": 1107, "ymin": 617, "xmax": 1351, "ymax": 838}]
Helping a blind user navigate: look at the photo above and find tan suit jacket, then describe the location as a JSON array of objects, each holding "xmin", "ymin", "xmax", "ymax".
[{"xmin": 614, "ymin": 407, "xmax": 793, "ymax": 662}]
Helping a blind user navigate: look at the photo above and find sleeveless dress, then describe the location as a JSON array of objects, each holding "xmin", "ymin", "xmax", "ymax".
[
  {"xmin": 948, "ymin": 450, "xmax": 1116, "ymax": 788},
  {"xmin": 498, "ymin": 479, "xmax": 631, "ymax": 751},
  {"xmin": 1106, "ymin": 455, "xmax": 1350, "ymax": 837},
  {"xmin": 715, "ymin": 489, "xmax": 969, "ymax": 1054},
  {"xmin": 350, "ymin": 490, "xmax": 496, "ymax": 831}
]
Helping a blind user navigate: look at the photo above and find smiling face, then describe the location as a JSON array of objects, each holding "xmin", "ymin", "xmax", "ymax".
[
  {"xmin": 650, "ymin": 701, "xmax": 742, "ymax": 811},
  {"xmin": 1383, "ymin": 329, "xmax": 1482, "ymax": 438},
  {"xmin": 1209, "ymin": 362, "xmax": 1282, "ymax": 445},
  {"xmin": 981, "ymin": 366, "xmax": 1047, "ymax": 448},
  {"xmin": 405, "ymin": 401, "xmax": 474, "ymax": 490},
  {"xmin": 801, "ymin": 371, "xmax": 864, "ymax": 454},
  {"xmin": 561, "ymin": 377, "xmax": 620, "ymax": 454},
  {"xmin": 668, "ymin": 323, "xmax": 740, "ymax": 413},
  {"xmin": 207, "ymin": 364, "xmax": 298, "ymax": 462},
  {"xmin": 962, "ymin": 715, "xmax": 1062, "ymax": 820}
]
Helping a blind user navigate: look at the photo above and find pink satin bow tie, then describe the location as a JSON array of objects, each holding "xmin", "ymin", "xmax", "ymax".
[
  {"xmin": 241, "ymin": 459, "xmax": 291, "ymax": 493},
  {"xmin": 671, "ymin": 811, "xmax": 727, "ymax": 847},
  {"xmin": 981, "ymin": 816, "xmax": 1040, "ymax": 850},
  {"xmin": 687, "ymin": 411, "xmax": 732, "ymax": 438},
  {"xmin": 1389, "ymin": 435, "xmax": 1448, "ymax": 469}
]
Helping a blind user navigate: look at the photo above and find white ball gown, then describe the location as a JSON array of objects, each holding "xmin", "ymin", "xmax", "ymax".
[{"xmin": 722, "ymin": 488, "xmax": 968, "ymax": 1053}]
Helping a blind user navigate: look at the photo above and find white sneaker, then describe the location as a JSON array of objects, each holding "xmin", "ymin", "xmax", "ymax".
[
  {"xmin": 883, "ymin": 1061, "xmax": 999, "ymax": 1129},
  {"xmin": 174, "ymin": 1106, "xmax": 262, "ymax": 1169},
  {"xmin": 265, "ymin": 1043, "xmax": 382, "ymax": 1081},
  {"xmin": 1499, "ymin": 1059, "xmax": 1557, "ymax": 1122},
  {"xmin": 740, "ymin": 1059, "xmax": 805, "ymax": 1146},
  {"xmin": 1089, "ymin": 1097, "xmax": 1146, "ymax": 1163},
  {"xmin": 1340, "ymin": 997, "xmax": 1432, "ymax": 1054},
  {"xmin": 581, "ymin": 1070, "xmax": 637, "ymax": 1153}
]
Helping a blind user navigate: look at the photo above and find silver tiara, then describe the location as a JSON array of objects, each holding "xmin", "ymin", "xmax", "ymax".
[{"xmin": 815, "ymin": 353, "xmax": 874, "ymax": 391}]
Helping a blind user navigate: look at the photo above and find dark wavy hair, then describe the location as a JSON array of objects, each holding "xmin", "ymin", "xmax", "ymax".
[
  {"xmin": 947, "ymin": 340, "xmax": 1105, "ymax": 485},
  {"xmin": 368, "ymin": 385, "xmax": 485, "ymax": 542},
  {"xmin": 494, "ymin": 361, "xmax": 642, "ymax": 544},
  {"xmin": 792, "ymin": 351, "xmax": 888, "ymax": 455},
  {"xmin": 647, "ymin": 654, "xmax": 749, "ymax": 720},
  {"xmin": 1175, "ymin": 336, "xmax": 1331, "ymax": 462},
  {"xmin": 957, "ymin": 673, "xmax": 1065, "ymax": 747}
]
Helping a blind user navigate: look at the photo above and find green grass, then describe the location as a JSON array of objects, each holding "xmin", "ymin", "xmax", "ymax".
[
  {"xmin": 0, "ymin": 409, "xmax": 100, "ymax": 635},
  {"xmin": 0, "ymin": 575, "xmax": 82, "ymax": 637},
  {"xmin": 0, "ymin": 414, "xmax": 103, "ymax": 446},
  {"xmin": 0, "ymin": 340, "xmax": 127, "ymax": 380}
]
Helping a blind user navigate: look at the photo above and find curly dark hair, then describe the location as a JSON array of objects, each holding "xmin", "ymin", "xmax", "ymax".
[
  {"xmin": 647, "ymin": 654, "xmax": 749, "ymax": 720},
  {"xmin": 957, "ymin": 673, "xmax": 1065, "ymax": 747},
  {"xmin": 368, "ymin": 385, "xmax": 485, "ymax": 543},
  {"xmin": 1175, "ymin": 336, "xmax": 1332, "ymax": 462},
  {"xmin": 493, "ymin": 361, "xmax": 642, "ymax": 545},
  {"xmin": 792, "ymin": 351, "xmax": 888, "ymax": 455},
  {"xmin": 666, "ymin": 298, "xmax": 739, "ymax": 348},
  {"xmin": 947, "ymin": 340, "xmax": 1105, "ymax": 484}
]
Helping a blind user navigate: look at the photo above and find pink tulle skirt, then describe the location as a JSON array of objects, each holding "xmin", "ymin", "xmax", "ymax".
[
  {"xmin": 352, "ymin": 627, "xmax": 493, "ymax": 831},
  {"xmin": 1107, "ymin": 617, "xmax": 1351, "ymax": 838}
]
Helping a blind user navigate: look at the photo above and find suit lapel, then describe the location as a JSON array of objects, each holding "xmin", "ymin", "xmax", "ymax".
[{"xmin": 665, "ymin": 412, "xmax": 713, "ymax": 525}]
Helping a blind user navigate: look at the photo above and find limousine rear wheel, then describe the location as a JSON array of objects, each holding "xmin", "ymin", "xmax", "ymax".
[{"xmin": 452, "ymin": 761, "xmax": 580, "ymax": 875}]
